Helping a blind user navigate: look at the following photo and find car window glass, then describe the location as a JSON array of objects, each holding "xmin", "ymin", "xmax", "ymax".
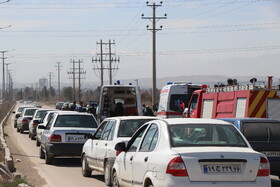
[
  {"xmin": 169, "ymin": 124, "xmax": 247, "ymax": 147},
  {"xmin": 94, "ymin": 121, "xmax": 108, "ymax": 139},
  {"xmin": 108, "ymin": 121, "xmax": 116, "ymax": 141},
  {"xmin": 101, "ymin": 121, "xmax": 115, "ymax": 140},
  {"xmin": 139, "ymin": 124, "xmax": 158, "ymax": 152},
  {"xmin": 127, "ymin": 125, "xmax": 148, "ymax": 152},
  {"xmin": 46, "ymin": 115, "xmax": 55, "ymax": 130},
  {"xmin": 243, "ymin": 122, "xmax": 268, "ymax": 141},
  {"xmin": 54, "ymin": 115, "xmax": 98, "ymax": 128},
  {"xmin": 267, "ymin": 122, "xmax": 280, "ymax": 141},
  {"xmin": 118, "ymin": 119, "xmax": 156, "ymax": 137}
]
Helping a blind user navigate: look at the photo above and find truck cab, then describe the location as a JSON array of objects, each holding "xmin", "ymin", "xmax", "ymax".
[{"xmin": 96, "ymin": 84, "xmax": 142, "ymax": 122}]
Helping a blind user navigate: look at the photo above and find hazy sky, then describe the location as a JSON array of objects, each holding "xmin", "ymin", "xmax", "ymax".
[{"xmin": 0, "ymin": 0, "xmax": 280, "ymax": 87}]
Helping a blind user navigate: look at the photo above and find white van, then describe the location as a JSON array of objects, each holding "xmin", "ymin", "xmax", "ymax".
[
  {"xmin": 96, "ymin": 84, "xmax": 143, "ymax": 122},
  {"xmin": 156, "ymin": 82, "xmax": 202, "ymax": 118}
]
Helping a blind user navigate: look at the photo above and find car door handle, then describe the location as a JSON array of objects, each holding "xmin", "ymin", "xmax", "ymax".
[
  {"xmin": 144, "ymin": 157, "xmax": 148, "ymax": 162},
  {"xmin": 130, "ymin": 156, "xmax": 133, "ymax": 161}
]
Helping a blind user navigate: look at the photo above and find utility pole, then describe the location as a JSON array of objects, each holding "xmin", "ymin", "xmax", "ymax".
[
  {"xmin": 67, "ymin": 59, "xmax": 85, "ymax": 102},
  {"xmin": 92, "ymin": 39, "xmax": 120, "ymax": 86},
  {"xmin": 0, "ymin": 51, "xmax": 8, "ymax": 101},
  {"xmin": 142, "ymin": 1, "xmax": 167, "ymax": 106},
  {"xmin": 55, "ymin": 62, "xmax": 62, "ymax": 100},
  {"xmin": 48, "ymin": 72, "xmax": 54, "ymax": 100}
]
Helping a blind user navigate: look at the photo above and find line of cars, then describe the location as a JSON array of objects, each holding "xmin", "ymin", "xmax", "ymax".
[{"xmin": 12, "ymin": 101, "xmax": 274, "ymax": 187}]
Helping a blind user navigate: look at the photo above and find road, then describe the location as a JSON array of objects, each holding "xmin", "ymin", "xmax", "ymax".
[{"xmin": 5, "ymin": 105, "xmax": 106, "ymax": 187}]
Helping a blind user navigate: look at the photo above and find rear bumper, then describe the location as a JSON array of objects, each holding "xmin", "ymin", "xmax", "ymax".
[
  {"xmin": 151, "ymin": 175, "xmax": 271, "ymax": 187},
  {"xmin": 46, "ymin": 143, "xmax": 84, "ymax": 157}
]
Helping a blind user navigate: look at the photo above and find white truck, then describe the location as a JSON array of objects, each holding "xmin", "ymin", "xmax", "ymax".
[{"xmin": 96, "ymin": 84, "xmax": 143, "ymax": 122}]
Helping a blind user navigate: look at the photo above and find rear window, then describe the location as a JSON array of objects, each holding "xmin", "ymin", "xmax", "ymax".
[
  {"xmin": 118, "ymin": 119, "xmax": 156, "ymax": 137},
  {"xmin": 54, "ymin": 115, "xmax": 98, "ymax": 128},
  {"xmin": 35, "ymin": 110, "xmax": 49, "ymax": 119},
  {"xmin": 169, "ymin": 124, "xmax": 247, "ymax": 147},
  {"xmin": 24, "ymin": 109, "xmax": 37, "ymax": 116},
  {"xmin": 243, "ymin": 122, "xmax": 280, "ymax": 142}
]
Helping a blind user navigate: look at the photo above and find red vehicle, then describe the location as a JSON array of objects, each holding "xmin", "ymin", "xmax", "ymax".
[{"xmin": 187, "ymin": 77, "xmax": 280, "ymax": 119}]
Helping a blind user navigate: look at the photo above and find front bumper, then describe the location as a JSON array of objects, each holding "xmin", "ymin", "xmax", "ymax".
[{"xmin": 46, "ymin": 143, "xmax": 84, "ymax": 157}]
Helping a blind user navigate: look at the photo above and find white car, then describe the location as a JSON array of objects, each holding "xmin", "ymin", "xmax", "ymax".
[
  {"xmin": 17, "ymin": 107, "xmax": 37, "ymax": 133},
  {"xmin": 81, "ymin": 116, "xmax": 159, "ymax": 186},
  {"xmin": 28, "ymin": 109, "xmax": 55, "ymax": 140},
  {"xmin": 13, "ymin": 105, "xmax": 34, "ymax": 128},
  {"xmin": 36, "ymin": 110, "xmax": 57, "ymax": 147},
  {"xmin": 112, "ymin": 118, "xmax": 271, "ymax": 187},
  {"xmin": 39, "ymin": 111, "xmax": 98, "ymax": 164}
]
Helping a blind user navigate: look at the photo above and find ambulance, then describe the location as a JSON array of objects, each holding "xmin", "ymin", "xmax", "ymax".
[
  {"xmin": 96, "ymin": 82, "xmax": 143, "ymax": 122},
  {"xmin": 156, "ymin": 82, "xmax": 202, "ymax": 118}
]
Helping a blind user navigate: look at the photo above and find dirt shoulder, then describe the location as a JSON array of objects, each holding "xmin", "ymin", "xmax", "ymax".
[{"xmin": 4, "ymin": 109, "xmax": 46, "ymax": 187}]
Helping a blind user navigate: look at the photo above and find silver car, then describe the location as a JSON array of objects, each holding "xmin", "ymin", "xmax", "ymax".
[{"xmin": 39, "ymin": 111, "xmax": 98, "ymax": 164}]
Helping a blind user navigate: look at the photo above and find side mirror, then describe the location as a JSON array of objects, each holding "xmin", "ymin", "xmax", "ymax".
[
  {"xmin": 115, "ymin": 142, "xmax": 126, "ymax": 152},
  {"xmin": 38, "ymin": 125, "xmax": 46, "ymax": 130}
]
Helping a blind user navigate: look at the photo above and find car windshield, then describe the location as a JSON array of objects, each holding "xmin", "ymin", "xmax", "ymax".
[
  {"xmin": 169, "ymin": 124, "xmax": 248, "ymax": 147},
  {"xmin": 24, "ymin": 109, "xmax": 37, "ymax": 116},
  {"xmin": 54, "ymin": 115, "xmax": 98, "ymax": 128},
  {"xmin": 118, "ymin": 119, "xmax": 156, "ymax": 137},
  {"xmin": 243, "ymin": 122, "xmax": 280, "ymax": 142}
]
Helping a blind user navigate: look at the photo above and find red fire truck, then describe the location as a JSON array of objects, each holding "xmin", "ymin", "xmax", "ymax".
[{"xmin": 187, "ymin": 78, "xmax": 280, "ymax": 120}]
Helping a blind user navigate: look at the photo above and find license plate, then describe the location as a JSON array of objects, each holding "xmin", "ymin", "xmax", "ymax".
[
  {"xmin": 203, "ymin": 164, "xmax": 241, "ymax": 173},
  {"xmin": 262, "ymin": 151, "xmax": 280, "ymax": 157},
  {"xmin": 66, "ymin": 135, "xmax": 85, "ymax": 142}
]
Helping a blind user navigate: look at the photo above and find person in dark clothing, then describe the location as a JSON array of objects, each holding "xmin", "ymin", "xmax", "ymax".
[
  {"xmin": 70, "ymin": 101, "xmax": 76, "ymax": 111},
  {"xmin": 114, "ymin": 102, "xmax": 124, "ymax": 116},
  {"xmin": 144, "ymin": 105, "xmax": 154, "ymax": 116}
]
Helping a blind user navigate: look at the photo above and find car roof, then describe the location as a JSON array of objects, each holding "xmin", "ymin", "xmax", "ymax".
[
  {"xmin": 160, "ymin": 118, "xmax": 231, "ymax": 125},
  {"xmin": 104, "ymin": 116, "xmax": 160, "ymax": 120},
  {"xmin": 54, "ymin": 111, "xmax": 93, "ymax": 116},
  {"xmin": 219, "ymin": 118, "xmax": 280, "ymax": 123}
]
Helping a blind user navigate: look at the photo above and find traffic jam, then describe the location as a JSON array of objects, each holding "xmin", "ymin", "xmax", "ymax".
[{"xmin": 11, "ymin": 79, "xmax": 280, "ymax": 187}]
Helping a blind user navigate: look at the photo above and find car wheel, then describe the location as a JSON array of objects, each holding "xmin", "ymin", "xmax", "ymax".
[
  {"xmin": 28, "ymin": 132, "xmax": 31, "ymax": 138},
  {"xmin": 104, "ymin": 161, "xmax": 113, "ymax": 186},
  {"xmin": 17, "ymin": 127, "xmax": 20, "ymax": 132},
  {"xmin": 45, "ymin": 151, "xmax": 53, "ymax": 164},
  {"xmin": 145, "ymin": 180, "xmax": 154, "ymax": 187},
  {"xmin": 82, "ymin": 155, "xmax": 92, "ymax": 177},
  {"xmin": 36, "ymin": 138, "xmax": 40, "ymax": 147},
  {"xmin": 112, "ymin": 171, "xmax": 119, "ymax": 187},
  {"xmin": 31, "ymin": 134, "xmax": 35, "ymax": 140},
  {"xmin": 39, "ymin": 146, "xmax": 45, "ymax": 159},
  {"xmin": 20, "ymin": 128, "xmax": 23, "ymax": 134},
  {"xmin": 14, "ymin": 123, "xmax": 17, "ymax": 128}
]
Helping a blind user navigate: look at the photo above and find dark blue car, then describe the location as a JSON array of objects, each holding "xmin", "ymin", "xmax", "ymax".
[{"xmin": 219, "ymin": 118, "xmax": 280, "ymax": 178}]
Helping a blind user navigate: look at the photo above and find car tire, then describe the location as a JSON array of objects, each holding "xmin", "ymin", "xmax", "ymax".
[
  {"xmin": 39, "ymin": 146, "xmax": 45, "ymax": 159},
  {"xmin": 82, "ymin": 155, "xmax": 92, "ymax": 177},
  {"xmin": 31, "ymin": 134, "xmax": 35, "ymax": 140},
  {"xmin": 145, "ymin": 180, "xmax": 154, "ymax": 187},
  {"xmin": 28, "ymin": 132, "xmax": 31, "ymax": 138},
  {"xmin": 104, "ymin": 161, "xmax": 112, "ymax": 186},
  {"xmin": 112, "ymin": 171, "xmax": 119, "ymax": 187},
  {"xmin": 17, "ymin": 127, "xmax": 20, "ymax": 132},
  {"xmin": 36, "ymin": 138, "xmax": 40, "ymax": 147},
  {"xmin": 45, "ymin": 151, "xmax": 53, "ymax": 164},
  {"xmin": 20, "ymin": 129, "xmax": 23, "ymax": 134},
  {"xmin": 14, "ymin": 123, "xmax": 17, "ymax": 128}
]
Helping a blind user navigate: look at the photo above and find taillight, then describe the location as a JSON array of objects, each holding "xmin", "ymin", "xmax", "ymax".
[
  {"xmin": 32, "ymin": 122, "xmax": 39, "ymax": 127},
  {"xmin": 49, "ymin": 134, "xmax": 61, "ymax": 142},
  {"xmin": 257, "ymin": 156, "xmax": 270, "ymax": 176},
  {"xmin": 116, "ymin": 150, "xmax": 122, "ymax": 156},
  {"xmin": 22, "ymin": 119, "xmax": 29, "ymax": 124},
  {"xmin": 166, "ymin": 156, "xmax": 188, "ymax": 177}
]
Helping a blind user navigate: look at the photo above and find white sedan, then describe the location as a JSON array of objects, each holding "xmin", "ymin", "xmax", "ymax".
[{"xmin": 112, "ymin": 118, "xmax": 271, "ymax": 187}]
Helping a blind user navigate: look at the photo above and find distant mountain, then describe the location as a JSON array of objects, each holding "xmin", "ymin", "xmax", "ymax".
[{"xmin": 12, "ymin": 75, "xmax": 276, "ymax": 90}]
